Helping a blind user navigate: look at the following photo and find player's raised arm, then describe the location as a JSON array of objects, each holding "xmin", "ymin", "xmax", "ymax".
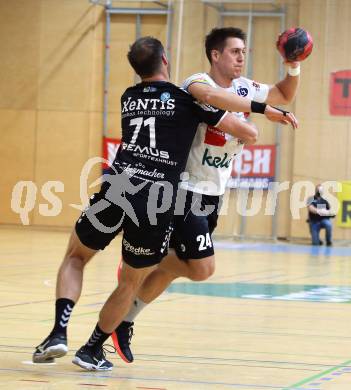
[{"xmin": 265, "ymin": 62, "xmax": 300, "ymax": 105}]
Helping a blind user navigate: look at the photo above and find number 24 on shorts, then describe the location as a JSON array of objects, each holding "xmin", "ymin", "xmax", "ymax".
[{"xmin": 196, "ymin": 233, "xmax": 213, "ymax": 251}]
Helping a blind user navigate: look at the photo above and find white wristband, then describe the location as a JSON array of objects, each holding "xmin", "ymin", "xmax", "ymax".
[{"xmin": 287, "ymin": 64, "xmax": 301, "ymax": 77}]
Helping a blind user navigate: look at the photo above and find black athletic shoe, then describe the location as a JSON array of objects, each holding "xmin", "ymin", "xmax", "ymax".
[
  {"xmin": 32, "ymin": 334, "xmax": 68, "ymax": 363},
  {"xmin": 111, "ymin": 321, "xmax": 134, "ymax": 363},
  {"xmin": 72, "ymin": 345, "xmax": 114, "ymax": 371}
]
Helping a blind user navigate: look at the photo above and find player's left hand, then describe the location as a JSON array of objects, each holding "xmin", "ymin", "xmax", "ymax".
[{"xmin": 264, "ymin": 105, "xmax": 298, "ymax": 129}]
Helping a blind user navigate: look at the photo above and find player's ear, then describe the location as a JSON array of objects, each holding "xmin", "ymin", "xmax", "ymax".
[
  {"xmin": 161, "ymin": 53, "xmax": 168, "ymax": 66},
  {"xmin": 210, "ymin": 49, "xmax": 220, "ymax": 63}
]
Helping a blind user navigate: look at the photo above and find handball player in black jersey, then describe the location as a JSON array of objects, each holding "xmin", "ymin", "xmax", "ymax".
[
  {"xmin": 32, "ymin": 36, "xmax": 294, "ymax": 371},
  {"xmin": 113, "ymin": 27, "xmax": 300, "ymax": 365}
]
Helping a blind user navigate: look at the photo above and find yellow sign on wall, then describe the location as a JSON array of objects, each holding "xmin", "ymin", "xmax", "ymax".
[{"xmin": 337, "ymin": 181, "xmax": 351, "ymax": 228}]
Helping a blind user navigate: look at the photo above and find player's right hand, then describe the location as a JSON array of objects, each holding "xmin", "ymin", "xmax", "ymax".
[{"xmin": 264, "ymin": 105, "xmax": 298, "ymax": 129}]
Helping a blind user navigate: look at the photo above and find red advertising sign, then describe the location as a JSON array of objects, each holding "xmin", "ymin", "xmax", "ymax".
[
  {"xmin": 102, "ymin": 137, "xmax": 120, "ymax": 171},
  {"xmin": 228, "ymin": 145, "xmax": 276, "ymax": 189},
  {"xmin": 329, "ymin": 70, "xmax": 351, "ymax": 116}
]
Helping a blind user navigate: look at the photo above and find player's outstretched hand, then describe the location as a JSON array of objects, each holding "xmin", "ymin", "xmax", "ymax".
[{"xmin": 264, "ymin": 105, "xmax": 298, "ymax": 129}]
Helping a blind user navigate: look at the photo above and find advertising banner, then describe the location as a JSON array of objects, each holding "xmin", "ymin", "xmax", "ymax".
[
  {"xmin": 228, "ymin": 145, "xmax": 276, "ymax": 190},
  {"xmin": 337, "ymin": 181, "xmax": 351, "ymax": 228},
  {"xmin": 102, "ymin": 137, "xmax": 120, "ymax": 173},
  {"xmin": 329, "ymin": 70, "xmax": 351, "ymax": 116}
]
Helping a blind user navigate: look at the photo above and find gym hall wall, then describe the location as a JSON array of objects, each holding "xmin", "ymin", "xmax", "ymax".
[{"xmin": 0, "ymin": 0, "xmax": 350, "ymax": 242}]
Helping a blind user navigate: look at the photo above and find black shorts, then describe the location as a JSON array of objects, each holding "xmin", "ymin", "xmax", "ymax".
[
  {"xmin": 75, "ymin": 181, "xmax": 173, "ymax": 268},
  {"xmin": 169, "ymin": 189, "xmax": 222, "ymax": 260}
]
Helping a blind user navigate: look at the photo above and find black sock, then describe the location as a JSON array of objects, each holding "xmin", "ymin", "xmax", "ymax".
[
  {"xmin": 86, "ymin": 323, "xmax": 111, "ymax": 351},
  {"xmin": 50, "ymin": 298, "xmax": 75, "ymax": 337}
]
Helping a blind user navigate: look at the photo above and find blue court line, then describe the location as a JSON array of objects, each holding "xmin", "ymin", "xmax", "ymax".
[
  {"xmin": 213, "ymin": 241, "xmax": 351, "ymax": 257},
  {"xmin": 284, "ymin": 358, "xmax": 351, "ymax": 389}
]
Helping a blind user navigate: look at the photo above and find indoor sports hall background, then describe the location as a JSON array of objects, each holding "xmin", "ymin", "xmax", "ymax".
[
  {"xmin": 1, "ymin": 0, "xmax": 350, "ymax": 241},
  {"xmin": 1, "ymin": 1, "xmax": 351, "ymax": 390}
]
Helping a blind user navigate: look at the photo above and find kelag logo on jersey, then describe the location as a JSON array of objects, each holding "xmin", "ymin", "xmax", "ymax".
[
  {"xmin": 204, "ymin": 126, "xmax": 226, "ymax": 147},
  {"xmin": 237, "ymin": 86, "xmax": 248, "ymax": 97},
  {"xmin": 202, "ymin": 148, "xmax": 232, "ymax": 169}
]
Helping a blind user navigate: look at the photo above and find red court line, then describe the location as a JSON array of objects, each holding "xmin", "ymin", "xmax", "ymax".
[{"xmin": 78, "ymin": 384, "xmax": 108, "ymax": 387}]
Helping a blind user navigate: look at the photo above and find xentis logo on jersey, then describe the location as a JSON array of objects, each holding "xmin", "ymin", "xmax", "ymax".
[
  {"xmin": 121, "ymin": 97, "xmax": 175, "ymax": 119},
  {"xmin": 122, "ymin": 97, "xmax": 175, "ymax": 113}
]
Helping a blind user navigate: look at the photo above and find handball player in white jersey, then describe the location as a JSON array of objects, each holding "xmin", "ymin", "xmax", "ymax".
[{"xmin": 113, "ymin": 27, "xmax": 301, "ymax": 363}]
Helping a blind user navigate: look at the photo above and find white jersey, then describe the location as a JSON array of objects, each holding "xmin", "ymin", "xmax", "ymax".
[{"xmin": 180, "ymin": 73, "xmax": 269, "ymax": 195}]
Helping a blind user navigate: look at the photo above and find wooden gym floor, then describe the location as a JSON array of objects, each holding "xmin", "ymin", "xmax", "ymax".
[{"xmin": 1, "ymin": 227, "xmax": 351, "ymax": 389}]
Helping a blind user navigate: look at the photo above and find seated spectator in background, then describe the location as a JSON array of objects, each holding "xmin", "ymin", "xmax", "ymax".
[{"xmin": 307, "ymin": 184, "xmax": 334, "ymax": 246}]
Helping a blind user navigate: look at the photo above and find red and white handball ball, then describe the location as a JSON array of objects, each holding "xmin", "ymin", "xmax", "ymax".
[{"xmin": 276, "ymin": 27, "xmax": 313, "ymax": 62}]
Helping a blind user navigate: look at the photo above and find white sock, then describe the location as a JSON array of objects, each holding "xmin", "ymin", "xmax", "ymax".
[{"xmin": 124, "ymin": 297, "xmax": 147, "ymax": 323}]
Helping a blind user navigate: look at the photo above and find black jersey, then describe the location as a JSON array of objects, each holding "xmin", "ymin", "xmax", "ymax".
[
  {"xmin": 114, "ymin": 81, "xmax": 226, "ymax": 187},
  {"xmin": 308, "ymin": 196, "xmax": 331, "ymax": 222}
]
